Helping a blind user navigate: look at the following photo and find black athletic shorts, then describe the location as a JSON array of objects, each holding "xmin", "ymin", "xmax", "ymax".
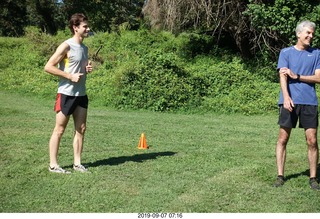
[
  {"xmin": 278, "ymin": 104, "xmax": 318, "ymax": 128},
  {"xmin": 54, "ymin": 93, "xmax": 88, "ymax": 116}
]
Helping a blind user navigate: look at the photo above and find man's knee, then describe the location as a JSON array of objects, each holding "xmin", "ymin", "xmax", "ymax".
[
  {"xmin": 305, "ymin": 129, "xmax": 318, "ymax": 148},
  {"xmin": 277, "ymin": 133, "xmax": 290, "ymax": 146},
  {"xmin": 53, "ymin": 126, "xmax": 66, "ymax": 138},
  {"xmin": 75, "ymin": 124, "xmax": 86, "ymax": 135},
  {"xmin": 80, "ymin": 124, "xmax": 86, "ymax": 134},
  {"xmin": 278, "ymin": 137, "xmax": 289, "ymax": 146},
  {"xmin": 307, "ymin": 138, "xmax": 318, "ymax": 149}
]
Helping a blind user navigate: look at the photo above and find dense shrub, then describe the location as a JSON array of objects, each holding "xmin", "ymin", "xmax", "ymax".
[
  {"xmin": 0, "ymin": 28, "xmax": 282, "ymax": 114},
  {"xmin": 113, "ymin": 51, "xmax": 194, "ymax": 111},
  {"xmin": 244, "ymin": 0, "xmax": 320, "ymax": 59},
  {"xmin": 0, "ymin": 36, "xmax": 56, "ymax": 98},
  {"xmin": 185, "ymin": 56, "xmax": 279, "ymax": 114}
]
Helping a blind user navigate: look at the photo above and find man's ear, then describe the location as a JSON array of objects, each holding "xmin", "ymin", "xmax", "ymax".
[{"xmin": 296, "ymin": 32, "xmax": 301, "ymax": 39}]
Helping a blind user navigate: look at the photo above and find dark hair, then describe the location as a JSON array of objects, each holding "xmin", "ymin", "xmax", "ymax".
[{"xmin": 68, "ymin": 13, "xmax": 88, "ymax": 35}]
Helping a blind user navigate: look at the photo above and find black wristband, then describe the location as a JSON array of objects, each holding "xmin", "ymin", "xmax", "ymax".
[{"xmin": 296, "ymin": 74, "xmax": 300, "ymax": 81}]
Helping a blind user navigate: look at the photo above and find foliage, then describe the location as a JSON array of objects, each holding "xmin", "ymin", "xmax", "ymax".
[
  {"xmin": 178, "ymin": 32, "xmax": 216, "ymax": 59},
  {"xmin": 143, "ymin": 0, "xmax": 320, "ymax": 60},
  {"xmin": 143, "ymin": 0, "xmax": 253, "ymax": 58},
  {"xmin": 85, "ymin": 29, "xmax": 280, "ymax": 114},
  {"xmin": 0, "ymin": 0, "xmax": 28, "ymax": 36},
  {"xmin": 26, "ymin": 0, "xmax": 66, "ymax": 35},
  {"xmin": 60, "ymin": 0, "xmax": 145, "ymax": 33},
  {"xmin": 1, "ymin": 0, "xmax": 319, "ymax": 64},
  {"xmin": 1, "ymin": 0, "xmax": 145, "ymax": 36},
  {"xmin": 113, "ymin": 51, "xmax": 193, "ymax": 111},
  {"xmin": 24, "ymin": 26, "xmax": 70, "ymax": 58},
  {"xmin": 244, "ymin": 0, "xmax": 320, "ymax": 59},
  {"xmin": 185, "ymin": 56, "xmax": 279, "ymax": 114},
  {"xmin": 0, "ymin": 29, "xmax": 280, "ymax": 115},
  {"xmin": 0, "ymin": 36, "xmax": 55, "ymax": 98}
]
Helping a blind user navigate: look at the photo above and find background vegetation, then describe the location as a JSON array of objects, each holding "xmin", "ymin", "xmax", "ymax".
[
  {"xmin": 0, "ymin": 29, "xmax": 279, "ymax": 114},
  {"xmin": 1, "ymin": 0, "xmax": 319, "ymax": 59},
  {"xmin": 1, "ymin": 1, "xmax": 320, "ymax": 213},
  {"xmin": 1, "ymin": 1, "xmax": 319, "ymax": 114}
]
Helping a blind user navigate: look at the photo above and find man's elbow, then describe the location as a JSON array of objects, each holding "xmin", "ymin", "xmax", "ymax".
[
  {"xmin": 44, "ymin": 64, "xmax": 51, "ymax": 73},
  {"xmin": 279, "ymin": 73, "xmax": 287, "ymax": 80}
]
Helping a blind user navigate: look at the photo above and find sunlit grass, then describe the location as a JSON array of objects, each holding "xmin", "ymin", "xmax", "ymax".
[{"xmin": 1, "ymin": 91, "xmax": 320, "ymax": 213}]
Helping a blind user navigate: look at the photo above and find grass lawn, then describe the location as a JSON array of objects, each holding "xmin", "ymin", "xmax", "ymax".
[{"xmin": 1, "ymin": 91, "xmax": 320, "ymax": 213}]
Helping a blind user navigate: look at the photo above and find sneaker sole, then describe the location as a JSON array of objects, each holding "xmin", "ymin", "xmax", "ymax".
[{"xmin": 49, "ymin": 167, "xmax": 71, "ymax": 174}]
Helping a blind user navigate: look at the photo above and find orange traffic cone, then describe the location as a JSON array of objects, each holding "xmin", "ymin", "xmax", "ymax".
[{"xmin": 138, "ymin": 133, "xmax": 149, "ymax": 149}]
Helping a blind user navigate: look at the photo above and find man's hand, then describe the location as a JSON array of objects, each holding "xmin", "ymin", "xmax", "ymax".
[
  {"xmin": 69, "ymin": 73, "xmax": 84, "ymax": 83},
  {"xmin": 280, "ymin": 67, "xmax": 299, "ymax": 80},
  {"xmin": 283, "ymin": 97, "xmax": 294, "ymax": 112}
]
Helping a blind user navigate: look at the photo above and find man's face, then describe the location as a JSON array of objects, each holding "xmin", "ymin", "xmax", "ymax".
[
  {"xmin": 297, "ymin": 26, "xmax": 314, "ymax": 47},
  {"xmin": 74, "ymin": 21, "xmax": 90, "ymax": 37}
]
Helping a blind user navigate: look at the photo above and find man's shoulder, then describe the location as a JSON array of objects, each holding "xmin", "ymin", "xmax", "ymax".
[
  {"xmin": 308, "ymin": 47, "xmax": 320, "ymax": 53},
  {"xmin": 64, "ymin": 38, "xmax": 75, "ymax": 44},
  {"xmin": 281, "ymin": 46, "xmax": 294, "ymax": 53}
]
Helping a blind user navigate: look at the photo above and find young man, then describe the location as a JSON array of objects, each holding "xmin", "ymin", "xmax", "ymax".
[
  {"xmin": 274, "ymin": 20, "xmax": 320, "ymax": 190},
  {"xmin": 44, "ymin": 13, "xmax": 93, "ymax": 173}
]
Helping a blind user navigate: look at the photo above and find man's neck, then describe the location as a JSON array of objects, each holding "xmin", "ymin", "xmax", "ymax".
[
  {"xmin": 72, "ymin": 35, "xmax": 84, "ymax": 44},
  {"xmin": 294, "ymin": 43, "xmax": 309, "ymax": 51}
]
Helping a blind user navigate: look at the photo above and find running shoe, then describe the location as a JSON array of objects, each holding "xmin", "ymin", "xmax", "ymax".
[
  {"xmin": 309, "ymin": 178, "xmax": 320, "ymax": 191},
  {"xmin": 49, "ymin": 166, "xmax": 71, "ymax": 174},
  {"xmin": 273, "ymin": 176, "xmax": 285, "ymax": 187},
  {"xmin": 73, "ymin": 164, "xmax": 89, "ymax": 173}
]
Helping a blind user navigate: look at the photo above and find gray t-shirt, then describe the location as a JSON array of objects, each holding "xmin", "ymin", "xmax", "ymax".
[{"xmin": 57, "ymin": 38, "xmax": 88, "ymax": 96}]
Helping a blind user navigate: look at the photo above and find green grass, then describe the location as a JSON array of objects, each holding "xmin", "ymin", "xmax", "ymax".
[{"xmin": 1, "ymin": 90, "xmax": 320, "ymax": 213}]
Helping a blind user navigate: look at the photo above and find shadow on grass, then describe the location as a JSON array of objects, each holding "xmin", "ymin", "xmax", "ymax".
[
  {"xmin": 286, "ymin": 164, "xmax": 320, "ymax": 181},
  {"xmin": 83, "ymin": 151, "xmax": 177, "ymax": 167}
]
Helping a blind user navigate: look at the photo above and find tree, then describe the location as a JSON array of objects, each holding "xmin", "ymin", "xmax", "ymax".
[
  {"xmin": 142, "ymin": 0, "xmax": 254, "ymax": 58},
  {"xmin": 26, "ymin": 0, "xmax": 66, "ymax": 35},
  {"xmin": 244, "ymin": 0, "xmax": 320, "ymax": 59},
  {"xmin": 142, "ymin": 0, "xmax": 320, "ymax": 59},
  {"xmin": 0, "ymin": 0, "xmax": 145, "ymax": 36},
  {"xmin": 0, "ymin": 0, "xmax": 28, "ymax": 36},
  {"xmin": 62, "ymin": 0, "xmax": 145, "ymax": 32}
]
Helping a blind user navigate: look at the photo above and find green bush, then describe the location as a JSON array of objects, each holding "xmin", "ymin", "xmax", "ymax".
[
  {"xmin": 185, "ymin": 56, "xmax": 279, "ymax": 114},
  {"xmin": 0, "ymin": 28, "xmax": 281, "ymax": 115},
  {"xmin": 24, "ymin": 26, "xmax": 70, "ymax": 59},
  {"xmin": 245, "ymin": 0, "xmax": 320, "ymax": 56},
  {"xmin": 0, "ymin": 36, "xmax": 56, "ymax": 98},
  {"xmin": 112, "ymin": 50, "xmax": 193, "ymax": 111}
]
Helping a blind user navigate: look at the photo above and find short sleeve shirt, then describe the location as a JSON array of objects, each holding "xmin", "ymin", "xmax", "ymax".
[{"xmin": 277, "ymin": 46, "xmax": 320, "ymax": 106}]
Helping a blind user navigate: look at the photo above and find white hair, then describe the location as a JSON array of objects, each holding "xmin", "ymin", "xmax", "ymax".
[{"xmin": 296, "ymin": 20, "xmax": 316, "ymax": 35}]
